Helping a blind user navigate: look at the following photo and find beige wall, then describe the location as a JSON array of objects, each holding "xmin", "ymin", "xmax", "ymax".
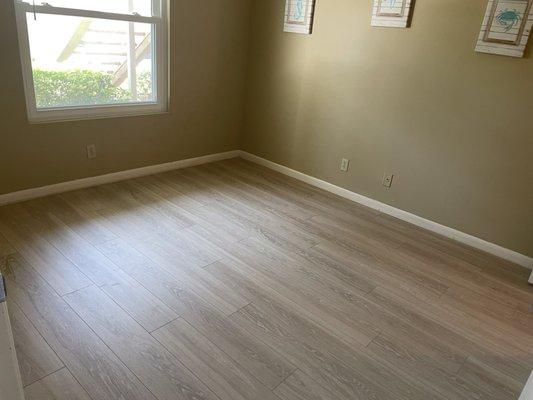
[
  {"xmin": 243, "ymin": 0, "xmax": 533, "ymax": 257},
  {"xmin": 0, "ymin": 0, "xmax": 250, "ymax": 194}
]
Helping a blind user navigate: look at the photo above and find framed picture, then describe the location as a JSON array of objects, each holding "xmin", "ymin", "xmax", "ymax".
[
  {"xmin": 284, "ymin": 0, "xmax": 317, "ymax": 34},
  {"xmin": 484, "ymin": 0, "xmax": 531, "ymax": 44},
  {"xmin": 476, "ymin": 0, "xmax": 533, "ymax": 57},
  {"xmin": 371, "ymin": 0, "xmax": 413, "ymax": 28},
  {"xmin": 377, "ymin": 0, "xmax": 407, "ymax": 17}
]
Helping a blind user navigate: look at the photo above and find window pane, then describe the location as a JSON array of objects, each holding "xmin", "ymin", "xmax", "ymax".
[
  {"xmin": 21, "ymin": 0, "xmax": 155, "ymax": 16},
  {"xmin": 26, "ymin": 13, "xmax": 155, "ymax": 109}
]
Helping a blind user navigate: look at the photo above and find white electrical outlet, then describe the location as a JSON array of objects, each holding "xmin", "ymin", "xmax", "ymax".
[
  {"xmin": 340, "ymin": 158, "xmax": 350, "ymax": 172},
  {"xmin": 86, "ymin": 144, "xmax": 97, "ymax": 159},
  {"xmin": 382, "ymin": 173, "xmax": 394, "ymax": 188}
]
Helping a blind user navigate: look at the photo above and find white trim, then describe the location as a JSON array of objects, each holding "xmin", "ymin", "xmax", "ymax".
[
  {"xmin": 13, "ymin": 0, "xmax": 169, "ymax": 123},
  {"xmin": 519, "ymin": 371, "xmax": 533, "ymax": 400},
  {"xmin": 17, "ymin": 3, "xmax": 158, "ymax": 23},
  {"xmin": 0, "ymin": 303, "xmax": 25, "ymax": 400},
  {"xmin": 239, "ymin": 151, "xmax": 533, "ymax": 270},
  {"xmin": 25, "ymin": 103, "xmax": 167, "ymax": 124},
  {"xmin": 0, "ymin": 151, "xmax": 240, "ymax": 206}
]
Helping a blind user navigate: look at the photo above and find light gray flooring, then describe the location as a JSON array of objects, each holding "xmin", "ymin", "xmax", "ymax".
[{"xmin": 0, "ymin": 158, "xmax": 532, "ymax": 400}]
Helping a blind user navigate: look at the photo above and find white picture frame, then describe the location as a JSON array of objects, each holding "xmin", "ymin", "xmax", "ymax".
[{"xmin": 284, "ymin": 0, "xmax": 316, "ymax": 34}]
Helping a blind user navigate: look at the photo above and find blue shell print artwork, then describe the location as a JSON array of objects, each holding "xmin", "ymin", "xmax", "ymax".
[
  {"xmin": 283, "ymin": 0, "xmax": 316, "ymax": 34},
  {"xmin": 495, "ymin": 8, "xmax": 522, "ymax": 32},
  {"xmin": 377, "ymin": 0, "xmax": 406, "ymax": 16},
  {"xmin": 476, "ymin": 0, "xmax": 533, "ymax": 58},
  {"xmin": 293, "ymin": 0, "xmax": 305, "ymax": 22}
]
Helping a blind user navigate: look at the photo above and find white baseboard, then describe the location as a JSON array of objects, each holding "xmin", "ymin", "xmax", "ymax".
[
  {"xmin": 239, "ymin": 151, "xmax": 533, "ymax": 271},
  {"xmin": 0, "ymin": 302, "xmax": 25, "ymax": 400},
  {"xmin": 0, "ymin": 150, "xmax": 240, "ymax": 206},
  {"xmin": 519, "ymin": 371, "xmax": 533, "ymax": 400}
]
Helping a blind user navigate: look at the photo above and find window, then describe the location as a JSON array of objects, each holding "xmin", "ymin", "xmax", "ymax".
[{"xmin": 14, "ymin": 0, "xmax": 168, "ymax": 122}]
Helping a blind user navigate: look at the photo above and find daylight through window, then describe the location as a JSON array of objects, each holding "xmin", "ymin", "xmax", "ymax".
[{"xmin": 14, "ymin": 0, "xmax": 168, "ymax": 122}]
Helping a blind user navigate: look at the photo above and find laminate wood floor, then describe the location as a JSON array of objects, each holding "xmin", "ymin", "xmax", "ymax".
[{"xmin": 1, "ymin": 158, "xmax": 532, "ymax": 400}]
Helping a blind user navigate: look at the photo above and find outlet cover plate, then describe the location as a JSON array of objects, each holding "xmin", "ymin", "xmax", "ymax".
[
  {"xmin": 86, "ymin": 145, "xmax": 96, "ymax": 159},
  {"xmin": 382, "ymin": 173, "xmax": 394, "ymax": 188},
  {"xmin": 340, "ymin": 158, "xmax": 350, "ymax": 172}
]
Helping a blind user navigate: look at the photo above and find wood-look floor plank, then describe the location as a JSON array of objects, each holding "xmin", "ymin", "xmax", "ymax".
[
  {"xmin": 163, "ymin": 169, "xmax": 223, "ymax": 206},
  {"xmin": 7, "ymin": 300, "xmax": 63, "ymax": 387},
  {"xmin": 229, "ymin": 237, "xmax": 385, "ymax": 337},
  {"xmin": 93, "ymin": 182, "xmax": 193, "ymax": 239},
  {"xmin": 186, "ymin": 165, "xmax": 315, "ymax": 222},
  {"xmin": 216, "ymin": 161, "xmax": 381, "ymax": 226},
  {"xmin": 205, "ymin": 199, "xmax": 319, "ymax": 251},
  {"xmin": 96, "ymin": 205, "xmax": 222, "ymax": 273},
  {"xmin": 238, "ymin": 301, "xmax": 428, "ymax": 400},
  {"xmin": 242, "ymin": 234, "xmax": 378, "ymax": 296},
  {"xmin": 380, "ymin": 279, "xmax": 533, "ymax": 360},
  {"xmin": 206, "ymin": 261, "xmax": 440, "ymax": 400},
  {"xmin": 436, "ymin": 293, "xmax": 533, "ymax": 353},
  {"xmin": 0, "ymin": 231, "xmax": 15, "ymax": 257},
  {"xmin": 207, "ymin": 258, "xmax": 466, "ymax": 377},
  {"xmin": 129, "ymin": 175, "xmax": 205, "ymax": 211},
  {"xmin": 0, "ymin": 216, "xmax": 91, "ymax": 296},
  {"xmin": 114, "ymin": 180, "xmax": 196, "ymax": 231},
  {"xmin": 58, "ymin": 185, "xmax": 110, "ymax": 213},
  {"xmin": 186, "ymin": 208, "xmax": 252, "ymax": 246},
  {"xmin": 92, "ymin": 242, "xmax": 294, "ymax": 388},
  {"xmin": 314, "ymin": 241, "xmax": 450, "ymax": 302},
  {"xmin": 514, "ymin": 310, "xmax": 533, "ymax": 331},
  {"xmin": 152, "ymin": 318, "xmax": 279, "ymax": 400},
  {"xmin": 100, "ymin": 276, "xmax": 178, "ymax": 332},
  {"xmin": 19, "ymin": 213, "xmax": 123, "ymax": 287},
  {"xmin": 224, "ymin": 158, "xmax": 376, "ymax": 215},
  {"xmin": 20, "ymin": 213, "xmax": 179, "ymax": 331},
  {"xmin": 367, "ymin": 330, "xmax": 499, "ymax": 400},
  {"xmin": 96, "ymin": 237, "xmax": 249, "ymax": 316},
  {"xmin": 457, "ymin": 358, "xmax": 523, "ymax": 400},
  {"xmin": 22, "ymin": 194, "xmax": 117, "ymax": 245},
  {"xmin": 303, "ymin": 218, "xmax": 449, "ymax": 297},
  {"xmin": 24, "ymin": 368, "xmax": 91, "ymax": 400},
  {"xmin": 442, "ymin": 286, "xmax": 531, "ymax": 334},
  {"xmin": 0, "ymin": 158, "xmax": 530, "ymax": 400},
  {"xmin": 170, "ymin": 283, "xmax": 296, "ymax": 389},
  {"xmin": 216, "ymin": 241, "xmax": 381, "ymax": 348},
  {"xmin": 274, "ymin": 369, "xmax": 340, "ymax": 400},
  {"xmin": 366, "ymin": 287, "xmax": 532, "ymax": 383},
  {"xmin": 392, "ymin": 238, "xmax": 533, "ymax": 311},
  {"xmin": 64, "ymin": 285, "xmax": 219, "ymax": 400},
  {"xmin": 0, "ymin": 254, "xmax": 156, "ymax": 400}
]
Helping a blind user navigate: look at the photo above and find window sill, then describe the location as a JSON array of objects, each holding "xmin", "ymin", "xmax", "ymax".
[{"xmin": 27, "ymin": 105, "xmax": 169, "ymax": 124}]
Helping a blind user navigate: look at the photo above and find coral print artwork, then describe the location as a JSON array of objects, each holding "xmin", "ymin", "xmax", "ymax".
[
  {"xmin": 476, "ymin": 0, "xmax": 533, "ymax": 57},
  {"xmin": 284, "ymin": 0, "xmax": 316, "ymax": 34}
]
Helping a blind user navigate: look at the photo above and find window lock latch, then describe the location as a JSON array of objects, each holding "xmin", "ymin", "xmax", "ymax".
[{"xmin": 31, "ymin": 1, "xmax": 51, "ymax": 19}]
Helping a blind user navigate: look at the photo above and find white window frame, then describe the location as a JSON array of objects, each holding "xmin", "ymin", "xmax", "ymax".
[{"xmin": 13, "ymin": 1, "xmax": 169, "ymax": 123}]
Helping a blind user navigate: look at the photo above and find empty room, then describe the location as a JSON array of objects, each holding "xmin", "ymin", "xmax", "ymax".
[{"xmin": 1, "ymin": 0, "xmax": 532, "ymax": 399}]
